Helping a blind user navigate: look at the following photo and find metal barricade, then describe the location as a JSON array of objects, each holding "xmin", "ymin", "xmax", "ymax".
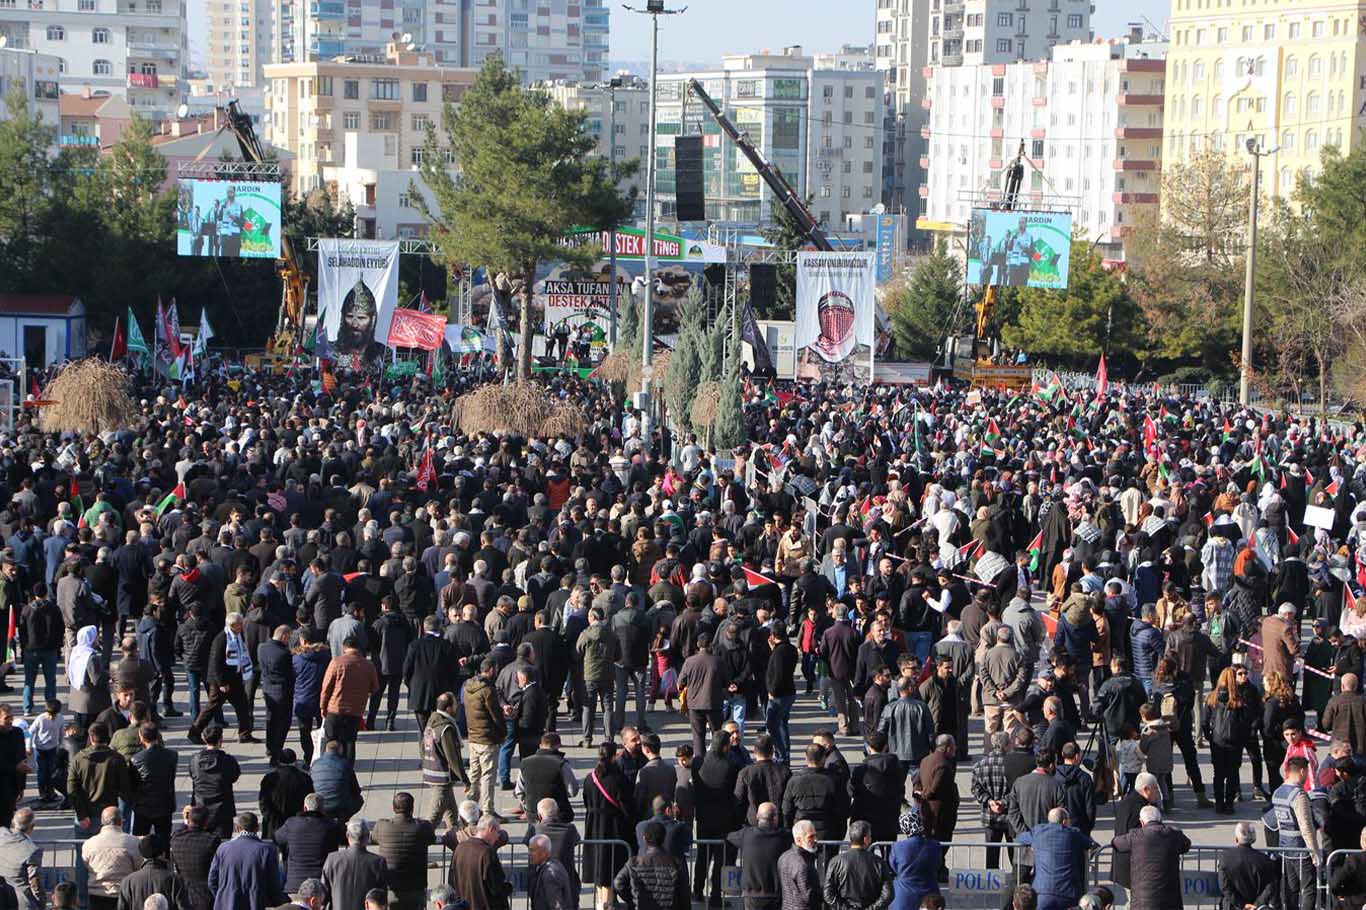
[
  {"xmin": 1324, "ymin": 849, "xmax": 1363, "ymax": 909},
  {"xmin": 439, "ymin": 836, "xmax": 632, "ymax": 910}
]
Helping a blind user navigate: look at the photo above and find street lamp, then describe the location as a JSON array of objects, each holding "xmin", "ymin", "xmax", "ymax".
[
  {"xmin": 624, "ymin": 1, "xmax": 685, "ymax": 455},
  {"xmin": 1240, "ymin": 137, "xmax": 1277, "ymax": 406},
  {"xmin": 607, "ymin": 75, "xmax": 624, "ymax": 345}
]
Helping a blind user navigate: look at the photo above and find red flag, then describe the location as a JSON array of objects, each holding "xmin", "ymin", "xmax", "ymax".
[
  {"xmin": 1093, "ymin": 354, "xmax": 1108, "ymax": 400},
  {"xmin": 1346, "ymin": 586, "xmax": 1357, "ymax": 617},
  {"xmin": 111, "ymin": 317, "xmax": 127, "ymax": 361},
  {"xmin": 343, "ymin": 572, "xmax": 366, "ymax": 584},
  {"xmin": 415, "ymin": 448, "xmax": 435, "ymax": 492},
  {"xmin": 1143, "ymin": 415, "xmax": 1157, "ymax": 451},
  {"xmin": 1306, "ymin": 469, "xmax": 1315, "ymax": 487},
  {"xmin": 958, "ymin": 539, "xmax": 984, "ymax": 560},
  {"xmin": 1287, "ymin": 527, "xmax": 1299, "ymax": 547},
  {"xmin": 1327, "ymin": 479, "xmax": 1340, "ymax": 496},
  {"xmin": 743, "ymin": 566, "xmax": 777, "ymax": 588},
  {"xmin": 1279, "ymin": 473, "xmax": 1287, "ymax": 491},
  {"xmin": 1202, "ymin": 512, "xmax": 1213, "ymax": 528}
]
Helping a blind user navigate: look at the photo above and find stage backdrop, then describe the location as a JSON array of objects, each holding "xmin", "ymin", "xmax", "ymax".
[
  {"xmin": 317, "ymin": 239, "xmax": 401, "ymax": 363},
  {"xmin": 794, "ymin": 251, "xmax": 876, "ymax": 364}
]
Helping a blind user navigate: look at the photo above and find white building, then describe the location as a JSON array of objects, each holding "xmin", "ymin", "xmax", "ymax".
[
  {"xmin": 542, "ymin": 76, "xmax": 648, "ymax": 209},
  {"xmin": 651, "ymin": 47, "xmax": 884, "ymax": 229},
  {"xmin": 813, "ymin": 44, "xmax": 875, "ymax": 71},
  {"xmin": 206, "ymin": 0, "xmax": 273, "ymax": 91},
  {"xmin": 282, "ymin": 0, "xmax": 607, "ymax": 82},
  {"xmin": 921, "ymin": 39, "xmax": 1167, "ymax": 262},
  {"xmin": 875, "ymin": 0, "xmax": 931, "ymax": 219},
  {"xmin": 0, "ymin": 48, "xmax": 62, "ymax": 128},
  {"xmin": 932, "ymin": 0, "xmax": 1094, "ymax": 67},
  {"xmin": 0, "ymin": 0, "xmax": 187, "ymax": 117}
]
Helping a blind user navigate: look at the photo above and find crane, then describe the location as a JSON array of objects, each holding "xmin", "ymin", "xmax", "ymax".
[
  {"xmin": 686, "ymin": 79, "xmax": 833, "ymax": 252},
  {"xmin": 220, "ymin": 99, "xmax": 308, "ymax": 353}
]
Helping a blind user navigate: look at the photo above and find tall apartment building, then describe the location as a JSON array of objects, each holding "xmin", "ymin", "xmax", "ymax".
[
  {"xmin": 650, "ymin": 47, "xmax": 884, "ymax": 228},
  {"xmin": 542, "ymin": 76, "xmax": 649, "ymax": 207},
  {"xmin": 0, "ymin": 0, "xmax": 187, "ymax": 116},
  {"xmin": 932, "ymin": 0, "xmax": 1094, "ymax": 66},
  {"xmin": 205, "ymin": 0, "xmax": 272, "ymax": 90},
  {"xmin": 1163, "ymin": 0, "xmax": 1366, "ymax": 200},
  {"xmin": 0, "ymin": 47, "xmax": 62, "ymax": 127},
  {"xmin": 264, "ymin": 43, "xmax": 477, "ymax": 238},
  {"xmin": 875, "ymin": 0, "xmax": 930, "ymax": 218},
  {"xmin": 280, "ymin": 0, "xmax": 607, "ymax": 81},
  {"xmin": 814, "ymin": 44, "xmax": 875, "ymax": 71},
  {"xmin": 920, "ymin": 39, "xmax": 1166, "ymax": 262}
]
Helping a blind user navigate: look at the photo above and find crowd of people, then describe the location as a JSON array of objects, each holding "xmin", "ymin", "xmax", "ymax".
[{"xmin": 0, "ymin": 361, "xmax": 1358, "ymax": 910}]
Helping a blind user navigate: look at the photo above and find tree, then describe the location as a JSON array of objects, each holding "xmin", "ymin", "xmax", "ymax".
[
  {"xmin": 414, "ymin": 55, "xmax": 636, "ymax": 378},
  {"xmin": 1125, "ymin": 151, "xmax": 1248, "ymax": 371},
  {"xmin": 886, "ymin": 240, "xmax": 961, "ymax": 360},
  {"xmin": 712, "ymin": 356, "xmax": 747, "ymax": 451},
  {"xmin": 284, "ymin": 188, "xmax": 355, "ymax": 266},
  {"xmin": 0, "ymin": 88, "xmax": 61, "ymax": 291},
  {"xmin": 665, "ymin": 289, "xmax": 706, "ymax": 434},
  {"xmin": 616, "ymin": 286, "xmax": 639, "ymax": 356},
  {"xmin": 699, "ymin": 309, "xmax": 728, "ymax": 382},
  {"xmin": 1001, "ymin": 241, "xmax": 1143, "ymax": 365},
  {"xmin": 757, "ymin": 197, "xmax": 812, "ymax": 320}
]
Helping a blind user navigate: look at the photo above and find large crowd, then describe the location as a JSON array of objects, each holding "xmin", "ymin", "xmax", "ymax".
[{"xmin": 0, "ymin": 359, "xmax": 1359, "ymax": 910}]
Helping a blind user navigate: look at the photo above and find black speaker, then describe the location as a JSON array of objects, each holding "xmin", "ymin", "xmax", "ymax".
[
  {"xmin": 674, "ymin": 135, "xmax": 705, "ymax": 222},
  {"xmin": 420, "ymin": 259, "xmax": 447, "ymax": 302},
  {"xmin": 703, "ymin": 263, "xmax": 725, "ymax": 290},
  {"xmin": 750, "ymin": 263, "xmax": 777, "ymax": 311}
]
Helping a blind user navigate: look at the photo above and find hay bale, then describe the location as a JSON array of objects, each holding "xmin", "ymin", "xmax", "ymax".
[
  {"xmin": 452, "ymin": 381, "xmax": 589, "ymax": 439},
  {"xmin": 38, "ymin": 359, "xmax": 137, "ymax": 435},
  {"xmin": 690, "ymin": 381, "xmax": 721, "ymax": 430},
  {"xmin": 594, "ymin": 349, "xmax": 633, "ymax": 384},
  {"xmin": 626, "ymin": 349, "xmax": 671, "ymax": 393}
]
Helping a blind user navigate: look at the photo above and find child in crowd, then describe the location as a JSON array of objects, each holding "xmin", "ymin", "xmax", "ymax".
[
  {"xmin": 1139, "ymin": 702, "xmax": 1174, "ymax": 810},
  {"xmin": 1114, "ymin": 723, "xmax": 1144, "ymax": 795},
  {"xmin": 29, "ymin": 699, "xmax": 62, "ymax": 804}
]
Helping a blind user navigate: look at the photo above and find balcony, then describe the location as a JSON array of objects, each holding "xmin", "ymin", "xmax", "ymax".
[
  {"xmin": 127, "ymin": 41, "xmax": 180, "ymax": 60},
  {"xmin": 127, "ymin": 72, "xmax": 158, "ymax": 88},
  {"xmin": 1116, "ymin": 94, "xmax": 1163, "ymax": 106},
  {"xmin": 60, "ymin": 134, "xmax": 100, "ymax": 147},
  {"xmin": 1114, "ymin": 159, "xmax": 1157, "ymax": 170},
  {"xmin": 1114, "ymin": 127, "xmax": 1162, "ymax": 139},
  {"xmin": 1112, "ymin": 192, "xmax": 1158, "ymax": 204},
  {"xmin": 942, "ymin": 53, "xmax": 963, "ymax": 66}
]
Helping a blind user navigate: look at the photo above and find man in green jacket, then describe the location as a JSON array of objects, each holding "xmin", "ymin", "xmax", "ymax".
[
  {"xmin": 463, "ymin": 659, "xmax": 503, "ymax": 820},
  {"xmin": 574, "ymin": 608, "xmax": 619, "ymax": 749},
  {"xmin": 422, "ymin": 692, "xmax": 469, "ymax": 828}
]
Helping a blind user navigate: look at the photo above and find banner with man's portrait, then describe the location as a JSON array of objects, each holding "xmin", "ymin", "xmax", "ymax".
[{"xmin": 317, "ymin": 239, "xmax": 400, "ymax": 364}]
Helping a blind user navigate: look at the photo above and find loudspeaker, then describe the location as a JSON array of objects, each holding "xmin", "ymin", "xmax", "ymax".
[
  {"xmin": 420, "ymin": 259, "xmax": 447, "ymax": 302},
  {"xmin": 750, "ymin": 263, "xmax": 777, "ymax": 311},
  {"xmin": 674, "ymin": 135, "xmax": 705, "ymax": 222},
  {"xmin": 703, "ymin": 264, "xmax": 725, "ymax": 290}
]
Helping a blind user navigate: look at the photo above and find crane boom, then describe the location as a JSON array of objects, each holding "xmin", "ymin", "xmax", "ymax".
[
  {"xmin": 686, "ymin": 79, "xmax": 832, "ymax": 252},
  {"xmin": 221, "ymin": 99, "xmax": 308, "ymax": 350}
]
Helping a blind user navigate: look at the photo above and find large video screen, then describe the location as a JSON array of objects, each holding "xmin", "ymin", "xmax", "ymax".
[
  {"xmin": 176, "ymin": 179, "xmax": 282, "ymax": 259},
  {"xmin": 966, "ymin": 209, "xmax": 1073, "ymax": 290}
]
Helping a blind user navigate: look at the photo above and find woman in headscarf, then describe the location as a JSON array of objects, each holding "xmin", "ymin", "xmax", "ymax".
[
  {"xmin": 888, "ymin": 807, "xmax": 941, "ymax": 910},
  {"xmin": 692, "ymin": 731, "xmax": 740, "ymax": 909},
  {"xmin": 67, "ymin": 625, "xmax": 111, "ymax": 731}
]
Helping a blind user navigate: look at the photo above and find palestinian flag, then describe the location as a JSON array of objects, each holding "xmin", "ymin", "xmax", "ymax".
[
  {"xmin": 1327, "ymin": 479, "xmax": 1340, "ymax": 496},
  {"xmin": 1306, "ymin": 469, "xmax": 1315, "ymax": 487},
  {"xmin": 984, "ymin": 419, "xmax": 1003, "ymax": 449},
  {"xmin": 743, "ymin": 566, "xmax": 778, "ymax": 588},
  {"xmin": 1035, "ymin": 371, "xmax": 1065, "ymax": 403},
  {"xmin": 1026, "ymin": 531, "xmax": 1044, "ymax": 573},
  {"xmin": 1202, "ymin": 511, "xmax": 1213, "ymax": 528},
  {"xmin": 1093, "ymin": 354, "xmax": 1108, "ymax": 401},
  {"xmin": 69, "ymin": 475, "xmax": 85, "ymax": 528},
  {"xmin": 1345, "ymin": 585, "xmax": 1358, "ymax": 619},
  {"xmin": 155, "ymin": 482, "xmax": 186, "ymax": 518},
  {"xmin": 1288, "ymin": 527, "xmax": 1299, "ymax": 547},
  {"xmin": 1222, "ymin": 419, "xmax": 1234, "ymax": 443},
  {"xmin": 1250, "ymin": 455, "xmax": 1266, "ymax": 484},
  {"xmin": 957, "ymin": 539, "xmax": 984, "ymax": 563},
  {"xmin": 415, "ymin": 448, "xmax": 436, "ymax": 492},
  {"xmin": 1157, "ymin": 461, "xmax": 1171, "ymax": 485}
]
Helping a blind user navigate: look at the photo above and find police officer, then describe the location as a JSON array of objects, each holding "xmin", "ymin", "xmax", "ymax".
[{"xmin": 1268, "ymin": 756, "xmax": 1322, "ymax": 910}]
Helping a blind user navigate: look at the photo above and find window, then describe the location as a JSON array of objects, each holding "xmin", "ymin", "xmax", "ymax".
[
  {"xmin": 1213, "ymin": 95, "xmax": 1224, "ymax": 117},
  {"xmin": 1192, "ymin": 61, "xmax": 1204, "ymax": 81},
  {"xmin": 92, "ymin": 27, "xmax": 109, "ymax": 43},
  {"xmin": 318, "ymin": 76, "xmax": 332, "ymax": 96},
  {"xmin": 1307, "ymin": 91, "xmax": 1320, "ymax": 114},
  {"xmin": 1031, "ymin": 139, "xmax": 1044, "ymax": 158},
  {"xmin": 1284, "ymin": 92, "xmax": 1297, "ymax": 115},
  {"xmin": 78, "ymin": 0, "xmax": 94, "ymax": 8},
  {"xmin": 411, "ymin": 82, "xmax": 427, "ymax": 102},
  {"xmin": 1067, "ymin": 13, "xmax": 1081, "ymax": 28},
  {"xmin": 1263, "ymin": 23, "xmax": 1275, "ymax": 39},
  {"xmin": 1308, "ymin": 55, "xmax": 1321, "ymax": 76},
  {"xmin": 996, "ymin": 38, "xmax": 1012, "ymax": 52},
  {"xmin": 996, "ymin": 11, "xmax": 1012, "ymax": 26},
  {"xmin": 411, "ymin": 114, "xmax": 429, "ymax": 131},
  {"xmin": 371, "ymin": 113, "xmax": 392, "ymax": 130},
  {"xmin": 1217, "ymin": 27, "xmax": 1228, "ymax": 42},
  {"xmin": 398, "ymin": 194, "xmax": 411, "ymax": 208},
  {"xmin": 45, "ymin": 24, "xmax": 64, "ymax": 39},
  {"xmin": 1312, "ymin": 20, "xmax": 1325, "ymax": 38},
  {"xmin": 371, "ymin": 79, "xmax": 399, "ymax": 100},
  {"xmin": 735, "ymin": 79, "xmax": 757, "ymax": 98},
  {"xmin": 410, "ymin": 147, "xmax": 425, "ymax": 164},
  {"xmin": 1306, "ymin": 130, "xmax": 1319, "ymax": 150},
  {"xmin": 1191, "ymin": 96, "xmax": 1203, "ymax": 116},
  {"xmin": 92, "ymin": 58, "xmax": 111, "ymax": 74},
  {"xmin": 343, "ymin": 80, "xmax": 359, "ymax": 99},
  {"xmin": 1281, "ymin": 130, "xmax": 1295, "ymax": 150},
  {"xmin": 1288, "ymin": 22, "xmax": 1300, "ymax": 39},
  {"xmin": 343, "ymin": 111, "xmax": 360, "ymax": 129},
  {"xmin": 1286, "ymin": 57, "xmax": 1297, "ymax": 76}
]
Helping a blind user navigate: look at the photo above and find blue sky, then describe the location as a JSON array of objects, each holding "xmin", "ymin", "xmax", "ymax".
[{"xmin": 610, "ymin": 0, "xmax": 1171, "ymax": 64}]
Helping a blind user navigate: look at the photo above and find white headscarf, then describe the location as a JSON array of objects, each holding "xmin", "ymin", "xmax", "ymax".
[{"xmin": 68, "ymin": 625, "xmax": 99, "ymax": 689}]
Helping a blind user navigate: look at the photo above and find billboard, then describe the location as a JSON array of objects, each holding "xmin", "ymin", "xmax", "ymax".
[
  {"xmin": 795, "ymin": 251, "xmax": 876, "ymax": 375},
  {"xmin": 176, "ymin": 179, "xmax": 282, "ymax": 259},
  {"xmin": 966, "ymin": 209, "xmax": 1073, "ymax": 290},
  {"xmin": 316, "ymin": 239, "xmax": 401, "ymax": 364}
]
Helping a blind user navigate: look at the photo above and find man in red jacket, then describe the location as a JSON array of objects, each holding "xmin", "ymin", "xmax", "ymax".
[{"xmin": 319, "ymin": 634, "xmax": 379, "ymax": 762}]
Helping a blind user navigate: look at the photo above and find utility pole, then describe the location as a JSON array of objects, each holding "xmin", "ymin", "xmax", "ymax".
[
  {"xmin": 625, "ymin": 0, "xmax": 685, "ymax": 456},
  {"xmin": 1241, "ymin": 138, "xmax": 1276, "ymax": 406},
  {"xmin": 607, "ymin": 75, "xmax": 623, "ymax": 346}
]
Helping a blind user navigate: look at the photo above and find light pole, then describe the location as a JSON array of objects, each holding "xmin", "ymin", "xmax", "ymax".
[
  {"xmin": 624, "ymin": 0, "xmax": 685, "ymax": 455},
  {"xmin": 607, "ymin": 75, "xmax": 623, "ymax": 346},
  {"xmin": 1241, "ymin": 137, "xmax": 1277, "ymax": 406}
]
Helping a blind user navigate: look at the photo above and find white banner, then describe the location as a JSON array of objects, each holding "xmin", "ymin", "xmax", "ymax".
[
  {"xmin": 317, "ymin": 239, "xmax": 400, "ymax": 361},
  {"xmin": 794, "ymin": 251, "xmax": 876, "ymax": 363}
]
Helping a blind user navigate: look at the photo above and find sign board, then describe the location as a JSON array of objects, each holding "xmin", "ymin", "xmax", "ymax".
[
  {"xmin": 175, "ymin": 179, "xmax": 282, "ymax": 259},
  {"xmin": 875, "ymin": 214, "xmax": 897, "ymax": 283},
  {"xmin": 721, "ymin": 866, "xmax": 742, "ymax": 896},
  {"xmin": 1304, "ymin": 504, "xmax": 1336, "ymax": 530},
  {"xmin": 873, "ymin": 362, "xmax": 933, "ymax": 385},
  {"xmin": 752, "ymin": 320, "xmax": 798, "ymax": 379},
  {"xmin": 966, "ymin": 208, "xmax": 1073, "ymax": 289},
  {"xmin": 959, "ymin": 363, "xmax": 1032, "ymax": 390},
  {"xmin": 795, "ymin": 251, "xmax": 877, "ymax": 365}
]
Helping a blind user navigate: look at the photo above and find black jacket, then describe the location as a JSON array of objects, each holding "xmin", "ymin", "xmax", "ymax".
[
  {"xmin": 169, "ymin": 827, "xmax": 220, "ymax": 910},
  {"xmin": 765, "ymin": 641, "xmax": 798, "ymax": 698},
  {"xmin": 274, "ymin": 811, "xmax": 345, "ymax": 892},
  {"xmin": 257, "ymin": 639, "xmax": 295, "ymax": 702},
  {"xmin": 130, "ymin": 743, "xmax": 178, "ymax": 820},
  {"xmin": 188, "ymin": 748, "xmax": 241, "ymax": 836},
  {"xmin": 372, "ymin": 815, "xmax": 437, "ymax": 894},
  {"xmin": 781, "ymin": 767, "xmax": 850, "ymax": 841},
  {"xmin": 1110, "ymin": 790, "xmax": 1149, "ymax": 887},
  {"xmin": 822, "ymin": 848, "xmax": 892, "ymax": 910},
  {"xmin": 371, "ymin": 611, "xmax": 415, "ymax": 677},
  {"xmin": 724, "ymin": 825, "xmax": 787, "ymax": 900},
  {"xmin": 849, "ymin": 753, "xmax": 905, "ymax": 842},
  {"xmin": 1216, "ymin": 844, "xmax": 1279, "ymax": 910},
  {"xmin": 613, "ymin": 847, "xmax": 690, "ymax": 910},
  {"xmin": 117, "ymin": 858, "xmax": 189, "ymax": 910},
  {"xmin": 259, "ymin": 764, "xmax": 314, "ymax": 841},
  {"xmin": 403, "ymin": 633, "xmax": 458, "ymax": 714},
  {"xmin": 734, "ymin": 760, "xmax": 791, "ymax": 827},
  {"xmin": 18, "ymin": 599, "xmax": 62, "ymax": 651}
]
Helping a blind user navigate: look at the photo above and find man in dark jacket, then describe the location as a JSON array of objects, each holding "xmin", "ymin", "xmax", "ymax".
[
  {"xmin": 368, "ymin": 597, "xmax": 413, "ymax": 731},
  {"xmin": 69, "ymin": 722, "xmax": 131, "ymax": 832},
  {"xmin": 734, "ymin": 735, "xmax": 790, "ymax": 828},
  {"xmin": 450, "ymin": 816, "xmax": 511, "ymax": 910},
  {"xmin": 371, "ymin": 792, "xmax": 436, "ymax": 910},
  {"xmin": 257, "ymin": 625, "xmax": 295, "ymax": 764},
  {"xmin": 129, "ymin": 723, "xmax": 177, "ymax": 846},
  {"xmin": 311, "ymin": 741, "xmax": 363, "ymax": 821},
  {"xmin": 677, "ymin": 634, "xmax": 729, "ymax": 760},
  {"xmin": 169, "ymin": 806, "xmax": 219, "ymax": 910},
  {"xmin": 321, "ymin": 818, "xmax": 388, "ymax": 910},
  {"xmin": 1110, "ymin": 805, "xmax": 1192, "ymax": 910},
  {"xmin": 781, "ymin": 743, "xmax": 850, "ymax": 842},
  {"xmin": 1096, "ymin": 657, "xmax": 1148, "ymax": 741},
  {"xmin": 611, "ymin": 593, "xmax": 652, "ymax": 735},
  {"xmin": 1006, "ymin": 749, "xmax": 1066, "ymax": 900},
  {"xmin": 207, "ymin": 812, "xmax": 285, "ymax": 910},
  {"xmin": 613, "ymin": 821, "xmax": 689, "ymax": 910},
  {"xmin": 724, "ymin": 802, "xmax": 787, "ymax": 910},
  {"xmin": 1216, "ymin": 822, "xmax": 1279, "ymax": 910},
  {"xmin": 187, "ymin": 616, "xmax": 256, "ymax": 745},
  {"xmin": 188, "ymin": 726, "xmax": 241, "ymax": 839},
  {"xmin": 1054, "ymin": 743, "xmax": 1096, "ymax": 835},
  {"xmin": 274, "ymin": 793, "xmax": 345, "ymax": 892},
  {"xmin": 777, "ymin": 821, "xmax": 819, "ymax": 910},
  {"xmin": 515, "ymin": 732, "xmax": 577, "ymax": 823},
  {"xmin": 821, "ymin": 821, "xmax": 892, "ymax": 910},
  {"xmin": 634, "ymin": 734, "xmax": 677, "ymax": 820},
  {"xmin": 819, "ymin": 606, "xmax": 861, "ymax": 737},
  {"xmin": 403, "ymin": 616, "xmax": 457, "ymax": 741},
  {"xmin": 258, "ymin": 749, "xmax": 313, "ymax": 841},
  {"xmin": 764, "ymin": 623, "xmax": 798, "ymax": 764},
  {"xmin": 848, "ymin": 732, "xmax": 904, "ymax": 844},
  {"xmin": 1110, "ymin": 772, "xmax": 1162, "ymax": 889},
  {"xmin": 522, "ymin": 611, "xmax": 568, "ymax": 734},
  {"xmin": 116, "ymin": 835, "xmax": 188, "ymax": 910}
]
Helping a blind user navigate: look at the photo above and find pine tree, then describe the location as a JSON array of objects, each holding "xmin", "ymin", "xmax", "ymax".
[
  {"xmin": 665, "ymin": 293, "xmax": 706, "ymax": 434},
  {"xmin": 616, "ymin": 286, "xmax": 639, "ymax": 355},
  {"xmin": 887, "ymin": 239, "xmax": 962, "ymax": 361},
  {"xmin": 712, "ymin": 356, "xmax": 747, "ymax": 451},
  {"xmin": 0, "ymin": 87, "xmax": 60, "ymax": 290},
  {"xmin": 699, "ymin": 309, "xmax": 728, "ymax": 382}
]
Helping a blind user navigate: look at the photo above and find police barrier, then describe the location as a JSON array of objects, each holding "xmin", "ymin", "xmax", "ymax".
[
  {"xmin": 1151, "ymin": 844, "xmax": 1316, "ymax": 910},
  {"xmin": 1324, "ymin": 849, "xmax": 1364, "ymax": 909},
  {"xmin": 442, "ymin": 836, "xmax": 633, "ymax": 910}
]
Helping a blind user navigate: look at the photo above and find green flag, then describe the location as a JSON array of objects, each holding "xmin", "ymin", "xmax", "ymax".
[{"xmin": 126, "ymin": 308, "xmax": 150, "ymax": 370}]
